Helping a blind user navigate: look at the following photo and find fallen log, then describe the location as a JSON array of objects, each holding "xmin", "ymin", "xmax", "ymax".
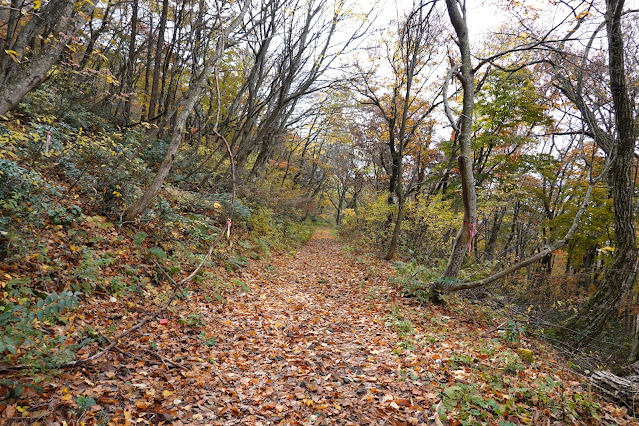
[{"xmin": 590, "ymin": 371, "xmax": 639, "ymax": 410}]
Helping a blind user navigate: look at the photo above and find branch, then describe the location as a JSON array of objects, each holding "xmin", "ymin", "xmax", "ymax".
[
  {"xmin": 442, "ymin": 63, "xmax": 460, "ymax": 132},
  {"xmin": 445, "ymin": 151, "xmax": 610, "ymax": 292},
  {"xmin": 63, "ymin": 130, "xmax": 237, "ymax": 369}
]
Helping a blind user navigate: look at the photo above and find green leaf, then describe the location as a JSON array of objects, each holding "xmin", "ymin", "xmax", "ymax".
[
  {"xmin": 148, "ymin": 247, "xmax": 166, "ymax": 259},
  {"xmin": 51, "ymin": 292, "xmax": 58, "ymax": 302},
  {"xmin": 11, "ymin": 304, "xmax": 26, "ymax": 315},
  {"xmin": 59, "ymin": 298, "xmax": 66, "ymax": 311},
  {"xmin": 0, "ymin": 311, "xmax": 12, "ymax": 326},
  {"xmin": 52, "ymin": 303, "xmax": 59, "ymax": 314},
  {"xmin": 36, "ymin": 310, "xmax": 44, "ymax": 321},
  {"xmin": 133, "ymin": 232, "xmax": 148, "ymax": 247},
  {"xmin": 444, "ymin": 385, "xmax": 461, "ymax": 398},
  {"xmin": 44, "ymin": 305, "xmax": 51, "ymax": 316},
  {"xmin": 44, "ymin": 295, "xmax": 52, "ymax": 305},
  {"xmin": 36, "ymin": 298, "xmax": 44, "ymax": 309}
]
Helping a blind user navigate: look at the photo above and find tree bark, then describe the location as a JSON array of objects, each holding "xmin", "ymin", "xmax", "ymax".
[
  {"xmin": 148, "ymin": 0, "xmax": 169, "ymax": 121},
  {"xmin": 560, "ymin": 0, "xmax": 638, "ymax": 347},
  {"xmin": 123, "ymin": 1, "xmax": 249, "ymax": 221},
  {"xmin": 124, "ymin": 0, "xmax": 139, "ymax": 121},
  {"xmin": 590, "ymin": 371, "xmax": 639, "ymax": 410},
  {"xmin": 441, "ymin": 0, "xmax": 477, "ymax": 278}
]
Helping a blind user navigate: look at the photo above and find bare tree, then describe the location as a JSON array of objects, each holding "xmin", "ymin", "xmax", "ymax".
[
  {"xmin": 122, "ymin": 0, "xmax": 249, "ymax": 221},
  {"xmin": 0, "ymin": 0, "xmax": 94, "ymax": 115},
  {"xmin": 352, "ymin": 0, "xmax": 443, "ymax": 259},
  {"xmin": 224, "ymin": 0, "xmax": 373, "ymax": 179}
]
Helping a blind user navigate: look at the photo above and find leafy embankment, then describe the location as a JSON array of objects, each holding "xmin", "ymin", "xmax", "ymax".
[{"xmin": 1, "ymin": 229, "xmax": 634, "ymax": 424}]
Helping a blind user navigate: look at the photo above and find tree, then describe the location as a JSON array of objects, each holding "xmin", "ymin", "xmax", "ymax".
[
  {"xmin": 0, "ymin": 0, "xmax": 94, "ymax": 115},
  {"xmin": 352, "ymin": 0, "xmax": 443, "ymax": 259},
  {"xmin": 122, "ymin": 0, "xmax": 249, "ymax": 221},
  {"xmin": 227, "ymin": 0, "xmax": 373, "ymax": 180},
  {"xmin": 439, "ymin": 0, "xmax": 477, "ymax": 278},
  {"xmin": 554, "ymin": 0, "xmax": 638, "ymax": 346}
]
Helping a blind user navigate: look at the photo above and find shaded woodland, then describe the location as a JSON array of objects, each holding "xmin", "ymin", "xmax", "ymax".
[{"xmin": 1, "ymin": 0, "xmax": 639, "ymax": 422}]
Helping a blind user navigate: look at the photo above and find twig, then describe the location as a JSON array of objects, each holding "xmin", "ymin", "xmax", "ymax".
[
  {"xmin": 115, "ymin": 346, "xmax": 161, "ymax": 366},
  {"xmin": 62, "ymin": 119, "xmax": 237, "ymax": 370},
  {"xmin": 479, "ymin": 321, "xmax": 508, "ymax": 338},
  {"xmin": 63, "ymin": 315, "xmax": 156, "ymax": 368},
  {"xmin": 144, "ymin": 349, "xmax": 186, "ymax": 370}
]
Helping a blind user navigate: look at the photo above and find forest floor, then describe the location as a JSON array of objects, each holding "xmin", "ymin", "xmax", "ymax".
[{"xmin": 2, "ymin": 228, "xmax": 637, "ymax": 425}]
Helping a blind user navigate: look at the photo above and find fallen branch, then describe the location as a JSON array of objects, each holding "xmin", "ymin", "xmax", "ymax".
[
  {"xmin": 62, "ymin": 128, "xmax": 237, "ymax": 369},
  {"xmin": 144, "ymin": 348, "xmax": 186, "ymax": 370},
  {"xmin": 63, "ymin": 315, "xmax": 156, "ymax": 368},
  {"xmin": 590, "ymin": 371, "xmax": 639, "ymax": 411},
  {"xmin": 442, "ymin": 149, "xmax": 609, "ymax": 293},
  {"xmin": 115, "ymin": 346, "xmax": 161, "ymax": 366},
  {"xmin": 479, "ymin": 321, "xmax": 508, "ymax": 337}
]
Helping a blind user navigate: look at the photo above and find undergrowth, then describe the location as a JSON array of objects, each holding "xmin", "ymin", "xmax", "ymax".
[{"xmin": 0, "ymin": 103, "xmax": 317, "ymax": 393}]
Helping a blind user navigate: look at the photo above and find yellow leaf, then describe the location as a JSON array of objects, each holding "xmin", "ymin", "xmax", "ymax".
[
  {"xmin": 213, "ymin": 201, "xmax": 222, "ymax": 209},
  {"xmin": 192, "ymin": 414, "xmax": 204, "ymax": 420},
  {"xmin": 33, "ymin": 0, "xmax": 41, "ymax": 9},
  {"xmin": 15, "ymin": 406, "xmax": 28, "ymax": 413},
  {"xmin": 163, "ymin": 390, "xmax": 172, "ymax": 398},
  {"xmin": 5, "ymin": 50, "xmax": 20, "ymax": 63}
]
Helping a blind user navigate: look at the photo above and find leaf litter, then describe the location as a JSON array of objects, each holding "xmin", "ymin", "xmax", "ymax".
[{"xmin": 1, "ymin": 228, "xmax": 636, "ymax": 425}]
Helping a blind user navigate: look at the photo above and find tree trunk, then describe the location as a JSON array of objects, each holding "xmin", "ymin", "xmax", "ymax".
[
  {"xmin": 148, "ymin": 0, "xmax": 169, "ymax": 121},
  {"xmin": 560, "ymin": 0, "xmax": 637, "ymax": 347},
  {"xmin": 441, "ymin": 0, "xmax": 477, "ymax": 279},
  {"xmin": 124, "ymin": 0, "xmax": 139, "ymax": 122},
  {"xmin": 443, "ymin": 155, "xmax": 476, "ymax": 277},
  {"xmin": 0, "ymin": 0, "xmax": 92, "ymax": 115},
  {"xmin": 484, "ymin": 207, "xmax": 505, "ymax": 261},
  {"xmin": 123, "ymin": 1, "xmax": 249, "ymax": 221},
  {"xmin": 385, "ymin": 188, "xmax": 405, "ymax": 260},
  {"xmin": 590, "ymin": 371, "xmax": 639, "ymax": 410}
]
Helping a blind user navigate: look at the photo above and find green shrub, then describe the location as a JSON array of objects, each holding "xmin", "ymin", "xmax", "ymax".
[
  {"xmin": 339, "ymin": 194, "xmax": 394, "ymax": 254},
  {"xmin": 393, "ymin": 260, "xmax": 440, "ymax": 302},
  {"xmin": 0, "ymin": 291, "xmax": 82, "ymax": 375}
]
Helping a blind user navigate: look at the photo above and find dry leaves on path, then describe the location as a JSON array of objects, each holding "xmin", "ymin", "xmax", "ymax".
[{"xmin": 1, "ymin": 228, "xmax": 635, "ymax": 425}]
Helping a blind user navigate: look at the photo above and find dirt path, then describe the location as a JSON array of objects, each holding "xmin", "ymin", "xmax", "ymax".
[
  {"xmin": 203, "ymin": 228, "xmax": 428, "ymax": 424},
  {"xmin": 12, "ymin": 228, "xmax": 634, "ymax": 425}
]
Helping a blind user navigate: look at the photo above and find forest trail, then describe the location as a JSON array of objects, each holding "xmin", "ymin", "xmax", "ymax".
[
  {"xmin": 161, "ymin": 228, "xmax": 631, "ymax": 425},
  {"xmin": 204, "ymin": 227, "xmax": 427, "ymax": 424},
  {"xmin": 9, "ymin": 229, "xmax": 635, "ymax": 425}
]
